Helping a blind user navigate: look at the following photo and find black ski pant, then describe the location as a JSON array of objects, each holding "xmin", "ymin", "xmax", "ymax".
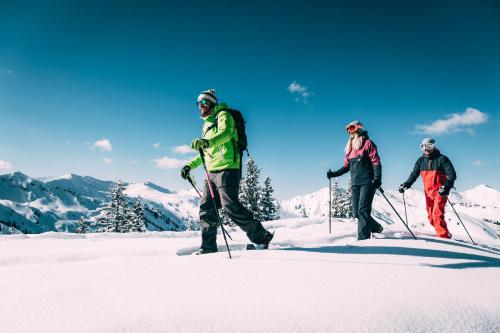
[
  {"xmin": 351, "ymin": 183, "xmax": 382, "ymax": 239},
  {"xmin": 199, "ymin": 169, "xmax": 268, "ymax": 251}
]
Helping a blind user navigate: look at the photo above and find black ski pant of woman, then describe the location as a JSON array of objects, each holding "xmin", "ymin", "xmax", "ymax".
[{"xmin": 351, "ymin": 183, "xmax": 383, "ymax": 240}]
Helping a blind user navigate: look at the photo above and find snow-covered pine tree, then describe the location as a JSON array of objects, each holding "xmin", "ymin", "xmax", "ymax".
[
  {"xmin": 219, "ymin": 208, "xmax": 235, "ymax": 227},
  {"xmin": 239, "ymin": 157, "xmax": 262, "ymax": 221},
  {"xmin": 185, "ymin": 217, "xmax": 199, "ymax": 231},
  {"xmin": 260, "ymin": 176, "xmax": 279, "ymax": 221},
  {"xmin": 339, "ymin": 179, "xmax": 353, "ymax": 219},
  {"xmin": 129, "ymin": 196, "xmax": 147, "ymax": 232},
  {"xmin": 75, "ymin": 217, "xmax": 87, "ymax": 234},
  {"xmin": 300, "ymin": 205, "xmax": 308, "ymax": 218},
  {"xmin": 96, "ymin": 179, "xmax": 129, "ymax": 232},
  {"xmin": 330, "ymin": 179, "xmax": 345, "ymax": 218}
]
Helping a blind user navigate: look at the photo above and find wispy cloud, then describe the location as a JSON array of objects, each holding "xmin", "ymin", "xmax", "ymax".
[
  {"xmin": 414, "ymin": 108, "xmax": 488, "ymax": 135},
  {"xmin": 288, "ymin": 81, "xmax": 313, "ymax": 104},
  {"xmin": 93, "ymin": 139, "xmax": 113, "ymax": 152},
  {"xmin": 0, "ymin": 160, "xmax": 12, "ymax": 171},
  {"xmin": 103, "ymin": 158, "xmax": 113, "ymax": 164},
  {"xmin": 173, "ymin": 145, "xmax": 194, "ymax": 154},
  {"xmin": 152, "ymin": 156, "xmax": 189, "ymax": 169},
  {"xmin": 152, "ymin": 142, "xmax": 161, "ymax": 149},
  {"xmin": 471, "ymin": 160, "xmax": 484, "ymax": 167},
  {"xmin": 130, "ymin": 160, "xmax": 138, "ymax": 165},
  {"xmin": 4, "ymin": 70, "xmax": 13, "ymax": 75}
]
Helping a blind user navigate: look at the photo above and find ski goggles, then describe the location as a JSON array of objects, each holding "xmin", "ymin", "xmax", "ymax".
[
  {"xmin": 197, "ymin": 99, "xmax": 212, "ymax": 108},
  {"xmin": 346, "ymin": 124, "xmax": 361, "ymax": 134},
  {"xmin": 420, "ymin": 143, "xmax": 435, "ymax": 151}
]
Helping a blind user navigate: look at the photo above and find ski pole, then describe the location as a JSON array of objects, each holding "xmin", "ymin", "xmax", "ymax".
[
  {"xmin": 198, "ymin": 149, "xmax": 232, "ymax": 259},
  {"xmin": 329, "ymin": 171, "xmax": 332, "ymax": 235},
  {"xmin": 187, "ymin": 175, "xmax": 202, "ymax": 198},
  {"xmin": 402, "ymin": 191, "xmax": 409, "ymax": 228},
  {"xmin": 378, "ymin": 187, "xmax": 417, "ymax": 240},
  {"xmin": 447, "ymin": 197, "xmax": 475, "ymax": 245}
]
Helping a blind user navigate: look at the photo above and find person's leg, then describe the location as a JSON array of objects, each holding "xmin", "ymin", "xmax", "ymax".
[
  {"xmin": 357, "ymin": 184, "xmax": 374, "ymax": 240},
  {"xmin": 351, "ymin": 185, "xmax": 360, "ymax": 220},
  {"xmin": 432, "ymin": 194, "xmax": 451, "ymax": 238},
  {"xmin": 198, "ymin": 177, "xmax": 221, "ymax": 252},
  {"xmin": 215, "ymin": 170, "xmax": 270, "ymax": 244},
  {"xmin": 364, "ymin": 184, "xmax": 383, "ymax": 233},
  {"xmin": 425, "ymin": 194, "xmax": 435, "ymax": 229}
]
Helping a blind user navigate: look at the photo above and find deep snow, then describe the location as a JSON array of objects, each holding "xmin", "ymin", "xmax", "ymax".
[{"xmin": 1, "ymin": 217, "xmax": 499, "ymax": 333}]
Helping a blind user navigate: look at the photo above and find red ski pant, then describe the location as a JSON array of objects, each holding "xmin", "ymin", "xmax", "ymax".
[{"xmin": 425, "ymin": 193, "xmax": 451, "ymax": 238}]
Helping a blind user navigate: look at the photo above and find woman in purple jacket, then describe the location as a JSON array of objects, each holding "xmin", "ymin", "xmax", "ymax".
[{"xmin": 327, "ymin": 121, "xmax": 384, "ymax": 240}]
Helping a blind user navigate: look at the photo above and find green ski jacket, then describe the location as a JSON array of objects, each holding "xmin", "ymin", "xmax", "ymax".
[{"xmin": 187, "ymin": 103, "xmax": 241, "ymax": 172}]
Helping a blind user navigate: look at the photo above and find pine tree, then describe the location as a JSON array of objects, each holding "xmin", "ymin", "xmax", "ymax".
[
  {"xmin": 339, "ymin": 179, "xmax": 353, "ymax": 219},
  {"xmin": 219, "ymin": 208, "xmax": 235, "ymax": 227},
  {"xmin": 96, "ymin": 179, "xmax": 129, "ymax": 232},
  {"xmin": 260, "ymin": 176, "xmax": 279, "ymax": 221},
  {"xmin": 186, "ymin": 218, "xmax": 199, "ymax": 231},
  {"xmin": 75, "ymin": 217, "xmax": 87, "ymax": 234},
  {"xmin": 129, "ymin": 196, "xmax": 147, "ymax": 232},
  {"xmin": 300, "ymin": 205, "xmax": 308, "ymax": 218},
  {"xmin": 330, "ymin": 179, "xmax": 345, "ymax": 218},
  {"xmin": 239, "ymin": 158, "xmax": 262, "ymax": 221}
]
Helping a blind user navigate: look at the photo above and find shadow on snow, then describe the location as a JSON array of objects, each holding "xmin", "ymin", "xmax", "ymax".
[{"xmin": 280, "ymin": 244, "xmax": 500, "ymax": 270}]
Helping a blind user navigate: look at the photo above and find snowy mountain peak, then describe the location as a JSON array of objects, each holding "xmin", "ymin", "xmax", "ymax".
[
  {"xmin": 143, "ymin": 182, "xmax": 173, "ymax": 195},
  {"xmin": 459, "ymin": 184, "xmax": 500, "ymax": 208},
  {"xmin": 468, "ymin": 184, "xmax": 496, "ymax": 192},
  {"xmin": 0, "ymin": 172, "xmax": 33, "ymax": 187}
]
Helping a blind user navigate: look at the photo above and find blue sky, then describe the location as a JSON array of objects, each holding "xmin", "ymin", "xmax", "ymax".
[{"xmin": 0, "ymin": 0, "xmax": 499, "ymax": 199}]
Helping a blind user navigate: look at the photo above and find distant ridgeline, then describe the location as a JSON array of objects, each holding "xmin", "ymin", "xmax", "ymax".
[{"xmin": 0, "ymin": 172, "xmax": 198, "ymax": 234}]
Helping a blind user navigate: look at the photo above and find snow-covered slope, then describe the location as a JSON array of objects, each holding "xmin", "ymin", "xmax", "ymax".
[
  {"xmin": 0, "ymin": 172, "xmax": 199, "ymax": 234},
  {"xmin": 281, "ymin": 185, "xmax": 500, "ymax": 241},
  {"xmin": 124, "ymin": 182, "xmax": 199, "ymax": 231},
  {"xmin": 0, "ymin": 218, "xmax": 498, "ymax": 333}
]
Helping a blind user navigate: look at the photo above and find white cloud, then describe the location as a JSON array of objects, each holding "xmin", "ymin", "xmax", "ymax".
[
  {"xmin": 152, "ymin": 156, "xmax": 189, "ymax": 169},
  {"xmin": 287, "ymin": 81, "xmax": 313, "ymax": 104},
  {"xmin": 130, "ymin": 160, "xmax": 137, "ymax": 165},
  {"xmin": 152, "ymin": 142, "xmax": 161, "ymax": 149},
  {"xmin": 93, "ymin": 139, "xmax": 113, "ymax": 152},
  {"xmin": 471, "ymin": 160, "xmax": 484, "ymax": 167},
  {"xmin": 0, "ymin": 160, "xmax": 12, "ymax": 171},
  {"xmin": 414, "ymin": 108, "xmax": 488, "ymax": 135},
  {"xmin": 5, "ymin": 70, "xmax": 13, "ymax": 75},
  {"xmin": 173, "ymin": 145, "xmax": 194, "ymax": 154},
  {"xmin": 103, "ymin": 158, "xmax": 113, "ymax": 164}
]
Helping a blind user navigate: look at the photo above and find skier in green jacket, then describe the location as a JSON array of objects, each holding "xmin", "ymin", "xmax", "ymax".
[{"xmin": 180, "ymin": 89, "xmax": 273, "ymax": 254}]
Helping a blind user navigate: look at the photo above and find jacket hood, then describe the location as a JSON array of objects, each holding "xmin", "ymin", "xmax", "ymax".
[
  {"xmin": 201, "ymin": 102, "xmax": 228, "ymax": 121},
  {"xmin": 358, "ymin": 130, "xmax": 369, "ymax": 139}
]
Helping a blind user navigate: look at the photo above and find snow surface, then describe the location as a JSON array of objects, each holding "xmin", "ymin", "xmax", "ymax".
[{"xmin": 1, "ymin": 217, "xmax": 499, "ymax": 333}]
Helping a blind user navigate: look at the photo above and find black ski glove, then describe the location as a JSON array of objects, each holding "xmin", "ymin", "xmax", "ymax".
[
  {"xmin": 372, "ymin": 178, "xmax": 382, "ymax": 189},
  {"xmin": 327, "ymin": 170, "xmax": 339, "ymax": 179},
  {"xmin": 438, "ymin": 185, "xmax": 451, "ymax": 197},
  {"xmin": 180, "ymin": 165, "xmax": 191, "ymax": 180},
  {"xmin": 398, "ymin": 182, "xmax": 410, "ymax": 193}
]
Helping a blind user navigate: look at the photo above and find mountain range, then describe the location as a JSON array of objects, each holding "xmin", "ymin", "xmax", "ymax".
[
  {"xmin": 1, "ymin": 171, "xmax": 499, "ymax": 239},
  {"xmin": 0, "ymin": 172, "xmax": 199, "ymax": 234}
]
